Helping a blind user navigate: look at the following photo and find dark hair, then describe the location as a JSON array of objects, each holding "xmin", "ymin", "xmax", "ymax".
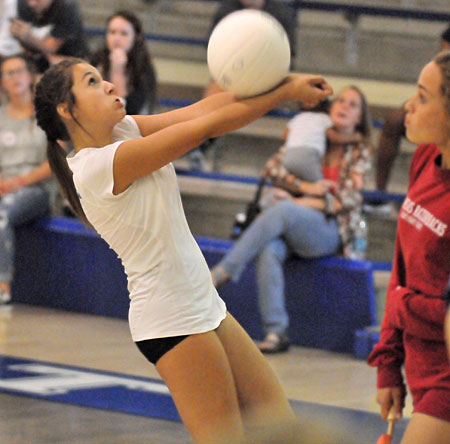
[
  {"xmin": 91, "ymin": 10, "xmax": 157, "ymax": 114},
  {"xmin": 311, "ymin": 98, "xmax": 331, "ymax": 114},
  {"xmin": 0, "ymin": 53, "xmax": 37, "ymax": 77},
  {"xmin": 441, "ymin": 24, "xmax": 450, "ymax": 45},
  {"xmin": 434, "ymin": 50, "xmax": 450, "ymax": 115},
  {"xmin": 34, "ymin": 57, "xmax": 90, "ymax": 225}
]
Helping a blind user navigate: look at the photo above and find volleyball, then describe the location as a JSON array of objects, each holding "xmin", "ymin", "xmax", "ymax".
[{"xmin": 207, "ymin": 9, "xmax": 291, "ymax": 98}]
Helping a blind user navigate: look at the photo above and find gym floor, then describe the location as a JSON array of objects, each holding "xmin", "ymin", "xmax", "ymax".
[{"xmin": 0, "ymin": 304, "xmax": 413, "ymax": 443}]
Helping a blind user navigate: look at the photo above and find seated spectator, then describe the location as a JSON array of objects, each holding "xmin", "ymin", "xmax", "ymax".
[
  {"xmin": 0, "ymin": 54, "xmax": 52, "ymax": 305},
  {"xmin": 91, "ymin": 10, "xmax": 157, "ymax": 115},
  {"xmin": 211, "ymin": 86, "xmax": 372, "ymax": 353},
  {"xmin": 10, "ymin": 0, "xmax": 88, "ymax": 73},
  {"xmin": 370, "ymin": 24, "xmax": 450, "ymax": 211}
]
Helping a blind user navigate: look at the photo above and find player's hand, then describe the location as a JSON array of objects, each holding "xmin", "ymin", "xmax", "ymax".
[
  {"xmin": 0, "ymin": 177, "xmax": 27, "ymax": 196},
  {"xmin": 301, "ymin": 179, "xmax": 335, "ymax": 196},
  {"xmin": 376, "ymin": 387, "xmax": 405, "ymax": 420},
  {"xmin": 10, "ymin": 19, "xmax": 32, "ymax": 42},
  {"xmin": 286, "ymin": 74, "xmax": 333, "ymax": 107}
]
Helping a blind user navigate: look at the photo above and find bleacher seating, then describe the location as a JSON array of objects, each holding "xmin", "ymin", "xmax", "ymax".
[
  {"xmin": 79, "ymin": 0, "xmax": 434, "ymax": 197},
  {"xmin": 15, "ymin": 0, "xmax": 450, "ymax": 359}
]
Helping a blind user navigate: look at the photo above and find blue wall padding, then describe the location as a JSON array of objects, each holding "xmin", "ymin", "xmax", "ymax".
[
  {"xmin": 13, "ymin": 217, "xmax": 130, "ymax": 318},
  {"xmin": 12, "ymin": 217, "xmax": 376, "ymax": 353}
]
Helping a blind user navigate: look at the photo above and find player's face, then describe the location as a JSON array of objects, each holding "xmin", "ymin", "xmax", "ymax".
[
  {"xmin": 106, "ymin": 16, "xmax": 136, "ymax": 53},
  {"xmin": 329, "ymin": 88, "xmax": 362, "ymax": 133},
  {"xmin": 69, "ymin": 63, "xmax": 126, "ymax": 127},
  {"xmin": 404, "ymin": 61, "xmax": 450, "ymax": 147},
  {"xmin": 0, "ymin": 57, "xmax": 33, "ymax": 97},
  {"xmin": 26, "ymin": 0, "xmax": 53, "ymax": 14}
]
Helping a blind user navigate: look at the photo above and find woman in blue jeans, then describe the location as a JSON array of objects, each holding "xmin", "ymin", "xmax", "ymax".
[
  {"xmin": 0, "ymin": 54, "xmax": 52, "ymax": 304},
  {"xmin": 212, "ymin": 86, "xmax": 372, "ymax": 352}
]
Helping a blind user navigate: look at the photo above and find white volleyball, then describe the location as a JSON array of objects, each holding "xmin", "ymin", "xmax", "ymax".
[{"xmin": 207, "ymin": 9, "xmax": 291, "ymax": 98}]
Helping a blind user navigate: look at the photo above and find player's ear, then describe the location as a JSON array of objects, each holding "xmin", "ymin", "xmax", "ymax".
[{"xmin": 57, "ymin": 102, "xmax": 72, "ymax": 121}]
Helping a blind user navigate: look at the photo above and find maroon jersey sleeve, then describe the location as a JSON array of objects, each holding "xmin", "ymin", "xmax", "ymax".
[{"xmin": 368, "ymin": 144, "xmax": 448, "ymax": 388}]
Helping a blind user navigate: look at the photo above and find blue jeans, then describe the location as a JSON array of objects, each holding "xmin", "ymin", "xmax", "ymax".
[
  {"xmin": 219, "ymin": 200, "xmax": 340, "ymax": 335},
  {"xmin": 0, "ymin": 185, "xmax": 50, "ymax": 284}
]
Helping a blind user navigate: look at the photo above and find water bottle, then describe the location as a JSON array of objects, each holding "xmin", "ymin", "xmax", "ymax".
[
  {"xmin": 231, "ymin": 212, "xmax": 247, "ymax": 239},
  {"xmin": 351, "ymin": 216, "xmax": 368, "ymax": 260}
]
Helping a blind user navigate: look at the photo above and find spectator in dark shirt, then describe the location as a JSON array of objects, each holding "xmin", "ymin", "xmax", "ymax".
[
  {"xmin": 91, "ymin": 10, "xmax": 157, "ymax": 115},
  {"xmin": 10, "ymin": 0, "xmax": 87, "ymax": 72}
]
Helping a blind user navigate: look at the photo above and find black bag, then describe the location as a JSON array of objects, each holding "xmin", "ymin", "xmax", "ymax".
[{"xmin": 231, "ymin": 176, "xmax": 266, "ymax": 239}]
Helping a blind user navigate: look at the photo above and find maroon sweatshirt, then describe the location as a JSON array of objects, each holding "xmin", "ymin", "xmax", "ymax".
[{"xmin": 368, "ymin": 144, "xmax": 450, "ymax": 392}]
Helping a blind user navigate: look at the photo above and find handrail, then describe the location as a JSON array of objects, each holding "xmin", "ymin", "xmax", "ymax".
[
  {"xmin": 160, "ymin": 98, "xmax": 297, "ymax": 119},
  {"xmin": 175, "ymin": 167, "xmax": 406, "ymax": 204},
  {"xmin": 200, "ymin": 0, "xmax": 450, "ymax": 22},
  {"xmin": 159, "ymin": 97, "xmax": 300, "ymax": 119},
  {"xmin": 298, "ymin": 1, "xmax": 450, "ymax": 22}
]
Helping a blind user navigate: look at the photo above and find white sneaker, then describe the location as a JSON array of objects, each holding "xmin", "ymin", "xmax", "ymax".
[{"xmin": 363, "ymin": 202, "xmax": 397, "ymax": 219}]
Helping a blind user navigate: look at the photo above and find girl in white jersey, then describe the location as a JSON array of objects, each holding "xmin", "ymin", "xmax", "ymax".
[{"xmin": 33, "ymin": 58, "xmax": 332, "ymax": 444}]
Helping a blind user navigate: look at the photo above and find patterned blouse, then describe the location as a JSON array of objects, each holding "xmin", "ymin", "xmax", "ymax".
[{"xmin": 263, "ymin": 142, "xmax": 372, "ymax": 258}]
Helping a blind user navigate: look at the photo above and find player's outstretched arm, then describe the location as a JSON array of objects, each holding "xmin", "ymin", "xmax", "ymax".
[
  {"xmin": 133, "ymin": 75, "xmax": 331, "ymax": 137},
  {"xmin": 113, "ymin": 75, "xmax": 332, "ymax": 195},
  {"xmin": 132, "ymin": 91, "xmax": 236, "ymax": 137}
]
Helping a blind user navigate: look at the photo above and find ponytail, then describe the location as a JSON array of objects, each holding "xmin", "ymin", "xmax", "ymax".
[
  {"xmin": 34, "ymin": 58, "xmax": 91, "ymax": 226},
  {"xmin": 47, "ymin": 138, "xmax": 90, "ymax": 226}
]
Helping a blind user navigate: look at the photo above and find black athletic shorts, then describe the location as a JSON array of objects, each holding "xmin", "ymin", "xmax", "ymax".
[{"xmin": 135, "ymin": 335, "xmax": 189, "ymax": 365}]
